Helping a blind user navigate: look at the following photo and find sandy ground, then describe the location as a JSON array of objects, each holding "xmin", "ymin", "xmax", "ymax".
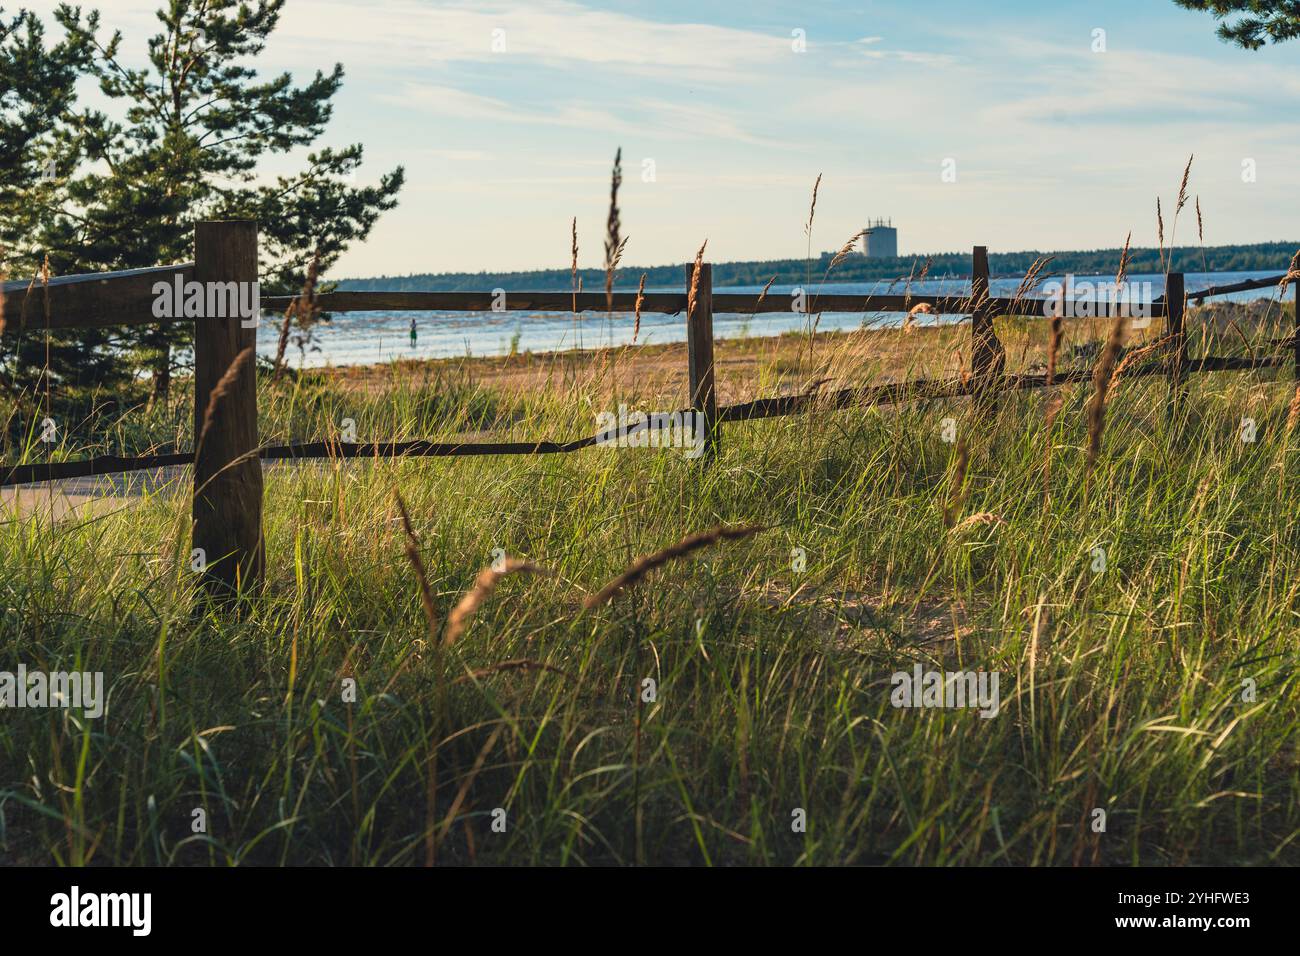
[
  {"xmin": 325, "ymin": 324, "xmax": 974, "ymax": 405},
  {"xmin": 0, "ymin": 467, "xmax": 189, "ymax": 520},
  {"xmin": 323, "ymin": 313, "xmax": 1142, "ymax": 406}
]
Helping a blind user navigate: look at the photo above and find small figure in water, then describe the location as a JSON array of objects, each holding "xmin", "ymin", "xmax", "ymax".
[{"xmin": 409, "ymin": 318, "xmax": 417, "ymax": 348}]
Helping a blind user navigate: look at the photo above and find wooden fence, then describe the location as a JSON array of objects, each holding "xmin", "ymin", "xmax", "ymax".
[{"xmin": 2, "ymin": 221, "xmax": 1296, "ymax": 596}]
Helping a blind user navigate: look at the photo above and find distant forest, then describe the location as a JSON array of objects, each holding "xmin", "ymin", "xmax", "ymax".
[{"xmin": 338, "ymin": 241, "xmax": 1299, "ymax": 292}]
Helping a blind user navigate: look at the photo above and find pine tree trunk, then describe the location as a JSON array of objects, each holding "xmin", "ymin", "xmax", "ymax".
[{"xmin": 152, "ymin": 344, "xmax": 171, "ymax": 400}]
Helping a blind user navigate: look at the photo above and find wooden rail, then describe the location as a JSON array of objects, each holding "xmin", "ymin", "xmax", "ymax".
[
  {"xmin": 1, "ymin": 263, "xmax": 194, "ymax": 331},
  {"xmin": 257, "ymin": 289, "xmax": 1166, "ymax": 319},
  {"xmin": 5, "ymin": 351, "xmax": 1286, "ymax": 488},
  {"xmin": 2, "ymin": 279, "xmax": 1162, "ymax": 330},
  {"xmin": 3, "ymin": 228, "xmax": 1296, "ymax": 601},
  {"xmin": 1186, "ymin": 273, "xmax": 1288, "ymax": 304}
]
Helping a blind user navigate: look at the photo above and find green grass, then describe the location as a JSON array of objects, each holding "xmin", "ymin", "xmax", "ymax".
[{"xmin": 1, "ymin": 335, "xmax": 1298, "ymax": 866}]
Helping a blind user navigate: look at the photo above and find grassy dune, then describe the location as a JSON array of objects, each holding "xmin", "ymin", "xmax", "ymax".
[{"xmin": 1, "ymin": 308, "xmax": 1298, "ymax": 866}]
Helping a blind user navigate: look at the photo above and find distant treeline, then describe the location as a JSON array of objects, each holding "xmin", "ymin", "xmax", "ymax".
[{"xmin": 337, "ymin": 241, "xmax": 1299, "ymax": 292}]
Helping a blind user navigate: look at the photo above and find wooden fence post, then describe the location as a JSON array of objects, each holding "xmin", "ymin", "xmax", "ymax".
[
  {"xmin": 192, "ymin": 220, "xmax": 264, "ymax": 598},
  {"xmin": 685, "ymin": 261, "xmax": 719, "ymax": 461},
  {"xmin": 1165, "ymin": 272, "xmax": 1186, "ymax": 421},
  {"xmin": 970, "ymin": 245, "xmax": 1005, "ymax": 400}
]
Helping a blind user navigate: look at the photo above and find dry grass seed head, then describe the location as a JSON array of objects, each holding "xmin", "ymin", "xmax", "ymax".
[
  {"xmin": 1115, "ymin": 231, "xmax": 1132, "ymax": 291},
  {"xmin": 1085, "ymin": 315, "xmax": 1126, "ymax": 473},
  {"xmin": 584, "ymin": 524, "xmax": 766, "ymax": 608},
  {"xmin": 950, "ymin": 511, "xmax": 1004, "ymax": 534},
  {"xmin": 197, "ymin": 346, "xmax": 254, "ymax": 448},
  {"xmin": 1107, "ymin": 332, "xmax": 1174, "ymax": 393},
  {"xmin": 603, "ymin": 149, "xmax": 624, "ymax": 312},
  {"xmin": 632, "ymin": 273, "xmax": 646, "ymax": 344},
  {"xmin": 1176, "ymin": 154, "xmax": 1193, "ymax": 213},
  {"xmin": 394, "ymin": 492, "xmax": 439, "ymax": 639},
  {"xmin": 1156, "ymin": 199, "xmax": 1166, "ymax": 267},
  {"xmin": 942, "ymin": 438, "xmax": 970, "ymax": 529},
  {"xmin": 687, "ymin": 239, "xmax": 708, "ymax": 316},
  {"xmin": 804, "ymin": 173, "xmax": 822, "ymax": 239},
  {"xmin": 445, "ymin": 558, "xmax": 547, "ymax": 645}
]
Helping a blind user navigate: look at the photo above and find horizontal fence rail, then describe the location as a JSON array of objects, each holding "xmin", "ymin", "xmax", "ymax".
[
  {"xmin": 0, "ymin": 277, "xmax": 1178, "ymax": 329},
  {"xmin": 1185, "ymin": 273, "xmax": 1288, "ymax": 304},
  {"xmin": 0, "ymin": 263, "xmax": 193, "ymax": 332},
  {"xmin": 260, "ymin": 289, "xmax": 1166, "ymax": 319},
  {"xmin": 11, "ymin": 264, "xmax": 1295, "ymax": 336},
  {"xmin": 2, "ymin": 352, "xmax": 1290, "ymax": 489}
]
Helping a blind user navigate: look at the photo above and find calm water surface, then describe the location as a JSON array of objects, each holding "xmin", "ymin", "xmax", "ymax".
[{"xmin": 258, "ymin": 271, "xmax": 1287, "ymax": 369}]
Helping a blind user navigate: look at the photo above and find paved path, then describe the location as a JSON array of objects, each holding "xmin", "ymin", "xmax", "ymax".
[{"xmin": 0, "ymin": 467, "xmax": 189, "ymax": 520}]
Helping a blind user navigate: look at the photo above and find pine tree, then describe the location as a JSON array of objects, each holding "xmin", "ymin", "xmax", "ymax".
[
  {"xmin": 0, "ymin": 8, "xmax": 119, "ymax": 394},
  {"xmin": 1, "ymin": 0, "xmax": 403, "ymax": 397},
  {"xmin": 1175, "ymin": 1, "xmax": 1300, "ymax": 48}
]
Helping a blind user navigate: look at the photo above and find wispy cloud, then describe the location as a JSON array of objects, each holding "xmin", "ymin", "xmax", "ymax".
[
  {"xmin": 14, "ymin": 0, "xmax": 1300, "ymax": 274},
  {"xmin": 388, "ymin": 84, "xmax": 789, "ymax": 147}
]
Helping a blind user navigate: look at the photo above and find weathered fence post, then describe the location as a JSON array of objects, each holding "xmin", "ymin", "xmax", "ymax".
[
  {"xmin": 685, "ymin": 261, "xmax": 719, "ymax": 461},
  {"xmin": 192, "ymin": 220, "xmax": 264, "ymax": 598},
  {"xmin": 970, "ymin": 245, "xmax": 1005, "ymax": 402},
  {"xmin": 1165, "ymin": 272, "xmax": 1186, "ymax": 421}
]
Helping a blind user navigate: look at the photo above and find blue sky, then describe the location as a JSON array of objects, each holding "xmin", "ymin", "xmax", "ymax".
[{"xmin": 24, "ymin": 0, "xmax": 1300, "ymax": 276}]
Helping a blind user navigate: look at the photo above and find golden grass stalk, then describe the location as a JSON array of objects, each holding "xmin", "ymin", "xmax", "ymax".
[
  {"xmin": 687, "ymin": 240, "xmax": 708, "ymax": 316},
  {"xmin": 394, "ymin": 492, "xmax": 438, "ymax": 640},
  {"xmin": 1085, "ymin": 315, "xmax": 1126, "ymax": 478},
  {"xmin": 445, "ymin": 558, "xmax": 546, "ymax": 645},
  {"xmin": 1115, "ymin": 231, "xmax": 1132, "ymax": 291},
  {"xmin": 1176, "ymin": 154, "xmax": 1193, "ymax": 213},
  {"xmin": 274, "ymin": 250, "xmax": 320, "ymax": 383},
  {"xmin": 804, "ymin": 173, "xmax": 822, "ymax": 241},
  {"xmin": 903, "ymin": 301, "xmax": 932, "ymax": 333},
  {"xmin": 942, "ymin": 439, "xmax": 970, "ymax": 530},
  {"xmin": 604, "ymin": 148, "xmax": 623, "ymax": 313},
  {"xmin": 1042, "ymin": 391, "xmax": 1066, "ymax": 514},
  {"xmin": 1011, "ymin": 255, "xmax": 1055, "ymax": 304},
  {"xmin": 1047, "ymin": 307, "xmax": 1063, "ymax": 389},
  {"xmin": 1045, "ymin": 392, "xmax": 1065, "ymax": 430},
  {"xmin": 1195, "ymin": 196, "xmax": 1208, "ymax": 273},
  {"xmin": 632, "ymin": 273, "xmax": 646, "ymax": 344},
  {"xmin": 584, "ymin": 524, "xmax": 766, "ymax": 608},
  {"xmin": 1156, "ymin": 198, "xmax": 1166, "ymax": 272},
  {"xmin": 1107, "ymin": 333, "xmax": 1174, "ymax": 393},
  {"xmin": 41, "ymin": 253, "xmax": 50, "ymax": 326},
  {"xmin": 1279, "ymin": 250, "xmax": 1300, "ymax": 294},
  {"xmin": 570, "ymin": 216, "xmax": 579, "ymax": 312},
  {"xmin": 756, "ymin": 275, "xmax": 776, "ymax": 307},
  {"xmin": 828, "ymin": 230, "xmax": 868, "ymax": 273},
  {"xmin": 196, "ymin": 346, "xmax": 254, "ymax": 449},
  {"xmin": 949, "ymin": 511, "xmax": 1004, "ymax": 534},
  {"xmin": 1288, "ymin": 385, "xmax": 1300, "ymax": 434}
]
